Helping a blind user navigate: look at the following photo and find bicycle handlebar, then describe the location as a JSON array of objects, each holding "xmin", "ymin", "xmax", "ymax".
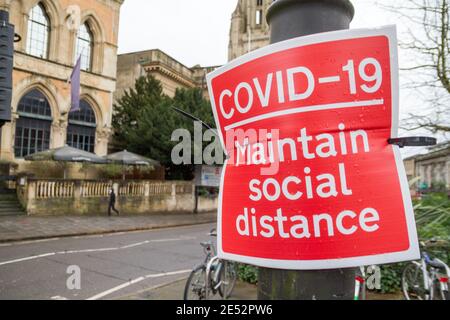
[{"xmin": 207, "ymin": 228, "xmax": 217, "ymax": 237}]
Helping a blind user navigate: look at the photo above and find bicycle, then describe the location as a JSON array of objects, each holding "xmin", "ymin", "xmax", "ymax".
[
  {"xmin": 354, "ymin": 266, "xmax": 367, "ymax": 300},
  {"xmin": 184, "ymin": 228, "xmax": 238, "ymax": 300},
  {"xmin": 402, "ymin": 240, "xmax": 450, "ymax": 300}
]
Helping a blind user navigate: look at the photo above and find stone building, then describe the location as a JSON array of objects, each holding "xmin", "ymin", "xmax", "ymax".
[
  {"xmin": 0, "ymin": 0, "xmax": 124, "ymax": 162},
  {"xmin": 228, "ymin": 0, "xmax": 274, "ymax": 61},
  {"xmin": 115, "ymin": 49, "xmax": 217, "ymax": 101},
  {"xmin": 404, "ymin": 142, "xmax": 450, "ymax": 191}
]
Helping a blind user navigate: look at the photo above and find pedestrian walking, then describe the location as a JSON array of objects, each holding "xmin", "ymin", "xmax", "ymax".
[{"xmin": 108, "ymin": 188, "xmax": 120, "ymax": 216}]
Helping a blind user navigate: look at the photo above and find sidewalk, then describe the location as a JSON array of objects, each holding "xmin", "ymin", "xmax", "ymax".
[
  {"xmin": 0, "ymin": 211, "xmax": 216, "ymax": 243},
  {"xmin": 121, "ymin": 277, "xmax": 403, "ymax": 300},
  {"xmin": 121, "ymin": 278, "xmax": 258, "ymax": 300}
]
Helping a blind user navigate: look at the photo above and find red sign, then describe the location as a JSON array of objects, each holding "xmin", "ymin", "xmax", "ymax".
[{"xmin": 206, "ymin": 26, "xmax": 419, "ymax": 270}]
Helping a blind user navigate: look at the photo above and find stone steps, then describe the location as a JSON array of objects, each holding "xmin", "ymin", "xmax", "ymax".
[{"xmin": 0, "ymin": 194, "xmax": 26, "ymax": 216}]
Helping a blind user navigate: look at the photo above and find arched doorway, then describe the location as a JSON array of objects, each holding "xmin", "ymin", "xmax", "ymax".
[{"xmin": 66, "ymin": 99, "xmax": 96, "ymax": 153}]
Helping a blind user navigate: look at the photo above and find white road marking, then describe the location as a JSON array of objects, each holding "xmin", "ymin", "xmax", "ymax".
[
  {"xmin": 0, "ymin": 237, "xmax": 196, "ymax": 267},
  {"xmin": 51, "ymin": 295, "xmax": 68, "ymax": 300},
  {"xmin": 0, "ymin": 253, "xmax": 56, "ymax": 266},
  {"xmin": 86, "ymin": 269, "xmax": 191, "ymax": 300},
  {"xmin": 0, "ymin": 238, "xmax": 61, "ymax": 247}
]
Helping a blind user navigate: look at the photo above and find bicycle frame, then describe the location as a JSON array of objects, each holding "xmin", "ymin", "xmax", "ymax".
[
  {"xmin": 205, "ymin": 256, "xmax": 220, "ymax": 300},
  {"xmin": 430, "ymin": 258, "xmax": 450, "ymax": 299},
  {"xmin": 420, "ymin": 257, "xmax": 432, "ymax": 299},
  {"xmin": 188, "ymin": 228, "xmax": 235, "ymax": 301},
  {"xmin": 354, "ymin": 266, "xmax": 366, "ymax": 300}
]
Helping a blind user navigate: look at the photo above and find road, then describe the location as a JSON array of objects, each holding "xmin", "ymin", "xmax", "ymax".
[{"xmin": 0, "ymin": 223, "xmax": 216, "ymax": 300}]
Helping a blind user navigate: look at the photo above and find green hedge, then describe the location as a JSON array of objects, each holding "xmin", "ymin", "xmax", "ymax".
[{"xmin": 237, "ymin": 264, "xmax": 258, "ymax": 285}]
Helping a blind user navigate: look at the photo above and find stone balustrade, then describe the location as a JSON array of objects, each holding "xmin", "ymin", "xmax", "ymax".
[
  {"xmin": 16, "ymin": 179, "xmax": 203, "ymax": 216},
  {"xmin": 36, "ymin": 181, "xmax": 75, "ymax": 199},
  {"xmin": 81, "ymin": 181, "xmax": 111, "ymax": 198}
]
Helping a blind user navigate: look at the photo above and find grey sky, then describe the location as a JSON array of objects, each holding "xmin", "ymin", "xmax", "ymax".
[
  {"xmin": 118, "ymin": 0, "xmax": 238, "ymax": 66},
  {"xmin": 118, "ymin": 1, "xmax": 393, "ymax": 67}
]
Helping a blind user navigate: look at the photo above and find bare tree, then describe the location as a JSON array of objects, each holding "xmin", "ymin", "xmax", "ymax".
[{"xmin": 379, "ymin": 0, "xmax": 449, "ymax": 134}]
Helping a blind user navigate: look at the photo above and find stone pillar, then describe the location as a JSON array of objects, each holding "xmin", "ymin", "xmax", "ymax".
[
  {"xmin": 95, "ymin": 128, "xmax": 111, "ymax": 156},
  {"xmin": 171, "ymin": 183, "xmax": 176, "ymax": 197},
  {"xmin": 144, "ymin": 181, "xmax": 150, "ymax": 197},
  {"xmin": 51, "ymin": 121, "xmax": 67, "ymax": 149},
  {"xmin": 73, "ymin": 180, "xmax": 82, "ymax": 197},
  {"xmin": 0, "ymin": 120, "xmax": 14, "ymax": 161},
  {"xmin": 26, "ymin": 180, "xmax": 36, "ymax": 215},
  {"xmin": 426, "ymin": 165, "xmax": 432, "ymax": 187}
]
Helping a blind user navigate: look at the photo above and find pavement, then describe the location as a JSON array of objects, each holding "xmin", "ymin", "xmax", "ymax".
[
  {"xmin": 0, "ymin": 211, "xmax": 216, "ymax": 243},
  {"xmin": 121, "ymin": 278, "xmax": 258, "ymax": 300},
  {"xmin": 123, "ymin": 277, "xmax": 404, "ymax": 300}
]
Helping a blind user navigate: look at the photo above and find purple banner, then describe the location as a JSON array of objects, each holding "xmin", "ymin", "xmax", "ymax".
[{"xmin": 70, "ymin": 56, "xmax": 81, "ymax": 113}]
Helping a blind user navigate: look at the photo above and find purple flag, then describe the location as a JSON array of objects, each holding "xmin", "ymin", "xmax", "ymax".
[{"xmin": 70, "ymin": 56, "xmax": 81, "ymax": 113}]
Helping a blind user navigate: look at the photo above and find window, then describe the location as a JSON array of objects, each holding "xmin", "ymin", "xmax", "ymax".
[
  {"xmin": 75, "ymin": 23, "xmax": 93, "ymax": 71},
  {"xmin": 257, "ymin": 0, "xmax": 263, "ymax": 6},
  {"xmin": 67, "ymin": 100, "xmax": 96, "ymax": 153},
  {"xmin": 26, "ymin": 3, "xmax": 50, "ymax": 58},
  {"xmin": 256, "ymin": 10, "xmax": 263, "ymax": 25},
  {"xmin": 15, "ymin": 89, "xmax": 52, "ymax": 158}
]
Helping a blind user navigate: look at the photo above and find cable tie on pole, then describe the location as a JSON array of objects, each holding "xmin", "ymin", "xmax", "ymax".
[{"xmin": 388, "ymin": 137, "xmax": 437, "ymax": 148}]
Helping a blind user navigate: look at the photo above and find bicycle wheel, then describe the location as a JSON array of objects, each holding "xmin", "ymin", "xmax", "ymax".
[
  {"xmin": 433, "ymin": 276, "xmax": 449, "ymax": 301},
  {"xmin": 402, "ymin": 262, "xmax": 431, "ymax": 300},
  {"xmin": 184, "ymin": 265, "xmax": 207, "ymax": 300},
  {"xmin": 218, "ymin": 261, "xmax": 237, "ymax": 299}
]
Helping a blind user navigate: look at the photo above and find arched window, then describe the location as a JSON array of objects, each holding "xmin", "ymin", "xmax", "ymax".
[
  {"xmin": 14, "ymin": 89, "xmax": 52, "ymax": 158},
  {"xmin": 75, "ymin": 23, "xmax": 93, "ymax": 71},
  {"xmin": 67, "ymin": 100, "xmax": 96, "ymax": 153},
  {"xmin": 256, "ymin": 9, "xmax": 263, "ymax": 25},
  {"xmin": 26, "ymin": 3, "xmax": 50, "ymax": 58}
]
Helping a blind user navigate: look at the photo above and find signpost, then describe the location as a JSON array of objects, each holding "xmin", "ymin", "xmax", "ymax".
[
  {"xmin": 195, "ymin": 165, "xmax": 223, "ymax": 188},
  {"xmin": 193, "ymin": 165, "xmax": 222, "ymax": 214},
  {"xmin": 206, "ymin": 26, "xmax": 419, "ymax": 271}
]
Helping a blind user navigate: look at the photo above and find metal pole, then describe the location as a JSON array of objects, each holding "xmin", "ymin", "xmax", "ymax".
[
  {"xmin": 194, "ymin": 185, "xmax": 199, "ymax": 214},
  {"xmin": 257, "ymin": 0, "xmax": 357, "ymax": 300}
]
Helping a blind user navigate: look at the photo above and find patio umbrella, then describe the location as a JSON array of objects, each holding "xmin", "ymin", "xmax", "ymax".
[
  {"xmin": 25, "ymin": 145, "xmax": 108, "ymax": 178},
  {"xmin": 25, "ymin": 145, "xmax": 107, "ymax": 163},
  {"xmin": 105, "ymin": 150, "xmax": 160, "ymax": 166},
  {"xmin": 105, "ymin": 150, "xmax": 160, "ymax": 180}
]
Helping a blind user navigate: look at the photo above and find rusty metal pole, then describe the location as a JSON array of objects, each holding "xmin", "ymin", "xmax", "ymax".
[{"xmin": 257, "ymin": 0, "xmax": 357, "ymax": 300}]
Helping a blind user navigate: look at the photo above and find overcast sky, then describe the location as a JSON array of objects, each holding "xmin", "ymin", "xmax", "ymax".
[{"xmin": 118, "ymin": 0, "xmax": 395, "ymax": 67}]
